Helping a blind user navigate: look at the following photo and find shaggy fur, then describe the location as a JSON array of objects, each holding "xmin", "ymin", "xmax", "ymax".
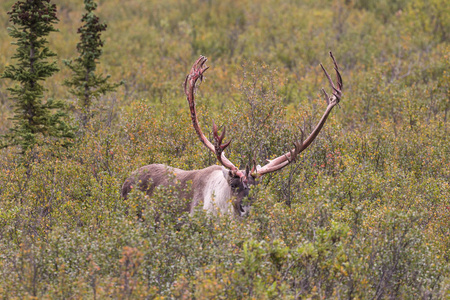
[{"xmin": 121, "ymin": 164, "xmax": 255, "ymax": 216}]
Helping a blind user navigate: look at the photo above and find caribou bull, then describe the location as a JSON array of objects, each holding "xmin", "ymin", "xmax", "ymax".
[{"xmin": 121, "ymin": 53, "xmax": 343, "ymax": 216}]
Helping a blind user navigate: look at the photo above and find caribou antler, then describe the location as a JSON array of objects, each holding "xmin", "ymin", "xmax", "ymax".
[
  {"xmin": 184, "ymin": 56, "xmax": 247, "ymax": 181},
  {"xmin": 254, "ymin": 52, "xmax": 343, "ymax": 177}
]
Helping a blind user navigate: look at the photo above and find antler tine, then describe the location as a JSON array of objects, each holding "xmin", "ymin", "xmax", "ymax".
[
  {"xmin": 293, "ymin": 141, "xmax": 301, "ymax": 161},
  {"xmin": 213, "ymin": 123, "xmax": 236, "ymax": 175},
  {"xmin": 321, "ymin": 88, "xmax": 330, "ymax": 105},
  {"xmin": 329, "ymin": 51, "xmax": 343, "ymax": 91},
  {"xmin": 213, "ymin": 120, "xmax": 232, "ymax": 152},
  {"xmin": 285, "ymin": 142, "xmax": 297, "ymax": 163},
  {"xmin": 320, "ymin": 62, "xmax": 336, "ymax": 92},
  {"xmin": 250, "ymin": 158, "xmax": 257, "ymax": 174},
  {"xmin": 292, "ymin": 140, "xmax": 304, "ymax": 162},
  {"xmin": 299, "ymin": 126, "xmax": 305, "ymax": 144}
]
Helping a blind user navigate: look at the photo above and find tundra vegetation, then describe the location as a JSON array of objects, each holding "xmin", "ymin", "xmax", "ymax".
[{"xmin": 0, "ymin": 0, "xmax": 449, "ymax": 298}]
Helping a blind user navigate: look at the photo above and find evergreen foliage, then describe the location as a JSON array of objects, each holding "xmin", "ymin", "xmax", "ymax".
[
  {"xmin": 1, "ymin": 0, "xmax": 74, "ymax": 153},
  {"xmin": 64, "ymin": 0, "xmax": 122, "ymax": 127}
]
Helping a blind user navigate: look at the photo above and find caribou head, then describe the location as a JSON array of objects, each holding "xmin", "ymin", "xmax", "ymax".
[{"xmin": 122, "ymin": 53, "xmax": 343, "ymax": 217}]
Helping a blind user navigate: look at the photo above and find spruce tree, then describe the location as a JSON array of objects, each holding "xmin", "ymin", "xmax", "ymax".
[
  {"xmin": 64, "ymin": 0, "xmax": 122, "ymax": 127},
  {"xmin": 1, "ymin": 0, "xmax": 74, "ymax": 154}
]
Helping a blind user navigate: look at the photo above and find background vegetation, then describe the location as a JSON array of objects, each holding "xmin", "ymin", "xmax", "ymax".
[{"xmin": 0, "ymin": 0, "xmax": 448, "ymax": 298}]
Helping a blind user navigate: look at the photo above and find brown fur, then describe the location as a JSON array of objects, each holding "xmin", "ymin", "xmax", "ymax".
[
  {"xmin": 121, "ymin": 164, "xmax": 256, "ymax": 216},
  {"xmin": 122, "ymin": 164, "xmax": 220, "ymax": 212}
]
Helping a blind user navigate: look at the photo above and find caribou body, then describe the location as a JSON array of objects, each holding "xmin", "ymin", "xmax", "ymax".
[
  {"xmin": 121, "ymin": 164, "xmax": 256, "ymax": 216},
  {"xmin": 122, "ymin": 53, "xmax": 343, "ymax": 216}
]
